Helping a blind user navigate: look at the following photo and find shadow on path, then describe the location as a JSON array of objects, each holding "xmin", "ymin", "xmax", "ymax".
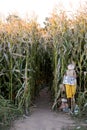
[{"xmin": 10, "ymin": 87, "xmax": 74, "ymax": 130}]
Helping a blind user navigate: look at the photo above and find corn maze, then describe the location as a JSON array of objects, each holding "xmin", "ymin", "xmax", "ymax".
[{"xmin": 0, "ymin": 6, "xmax": 87, "ymax": 125}]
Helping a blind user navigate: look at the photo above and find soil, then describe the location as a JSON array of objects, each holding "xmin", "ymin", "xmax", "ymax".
[{"xmin": 10, "ymin": 87, "xmax": 75, "ymax": 130}]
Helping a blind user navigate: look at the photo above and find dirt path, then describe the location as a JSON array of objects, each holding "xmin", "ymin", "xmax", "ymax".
[{"xmin": 10, "ymin": 87, "xmax": 75, "ymax": 130}]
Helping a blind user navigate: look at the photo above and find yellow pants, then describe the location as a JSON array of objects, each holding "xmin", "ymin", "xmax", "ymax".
[{"xmin": 65, "ymin": 84, "xmax": 76, "ymax": 98}]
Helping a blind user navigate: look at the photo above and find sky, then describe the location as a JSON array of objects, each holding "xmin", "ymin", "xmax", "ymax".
[{"xmin": 0, "ymin": 0, "xmax": 86, "ymax": 26}]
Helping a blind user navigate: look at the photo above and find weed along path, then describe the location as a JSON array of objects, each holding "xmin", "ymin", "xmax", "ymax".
[{"xmin": 10, "ymin": 87, "xmax": 74, "ymax": 130}]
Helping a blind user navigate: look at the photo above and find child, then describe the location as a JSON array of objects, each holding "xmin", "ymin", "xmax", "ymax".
[{"xmin": 63, "ymin": 63, "xmax": 77, "ymax": 112}]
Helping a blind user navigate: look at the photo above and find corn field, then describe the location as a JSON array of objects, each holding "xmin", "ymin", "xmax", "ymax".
[{"xmin": 0, "ymin": 6, "xmax": 87, "ymax": 125}]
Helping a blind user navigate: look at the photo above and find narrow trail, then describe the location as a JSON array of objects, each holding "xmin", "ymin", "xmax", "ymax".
[{"xmin": 10, "ymin": 87, "xmax": 75, "ymax": 130}]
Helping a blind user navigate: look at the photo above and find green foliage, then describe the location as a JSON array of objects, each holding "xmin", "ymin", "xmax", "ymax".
[
  {"xmin": 77, "ymin": 91, "xmax": 87, "ymax": 117},
  {"xmin": 0, "ymin": 6, "xmax": 87, "ymax": 125},
  {"xmin": 45, "ymin": 8, "xmax": 87, "ymax": 102},
  {"xmin": 0, "ymin": 95, "xmax": 22, "ymax": 125}
]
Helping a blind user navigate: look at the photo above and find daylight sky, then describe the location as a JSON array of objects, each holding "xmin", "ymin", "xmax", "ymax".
[{"xmin": 0, "ymin": 0, "xmax": 86, "ymax": 26}]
